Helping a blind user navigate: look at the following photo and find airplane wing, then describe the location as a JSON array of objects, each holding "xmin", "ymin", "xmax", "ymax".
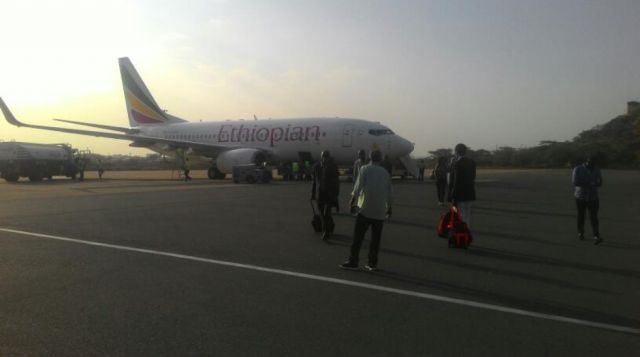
[
  {"xmin": 53, "ymin": 118, "xmax": 139, "ymax": 134},
  {"xmin": 0, "ymin": 97, "xmax": 242, "ymax": 158}
]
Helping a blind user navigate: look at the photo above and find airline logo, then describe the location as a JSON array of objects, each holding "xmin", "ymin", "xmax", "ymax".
[
  {"xmin": 121, "ymin": 67, "xmax": 167, "ymax": 124},
  {"xmin": 218, "ymin": 124, "xmax": 326, "ymax": 147}
]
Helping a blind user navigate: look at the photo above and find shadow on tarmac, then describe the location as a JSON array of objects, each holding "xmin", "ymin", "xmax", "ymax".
[
  {"xmin": 326, "ymin": 237, "xmax": 614, "ymax": 294},
  {"xmin": 339, "ymin": 214, "xmax": 576, "ymax": 248},
  {"xmin": 324, "ymin": 237, "xmax": 639, "ymax": 328},
  {"xmin": 599, "ymin": 242, "xmax": 640, "ymax": 251},
  {"xmin": 468, "ymin": 246, "xmax": 640, "ymax": 279},
  {"xmin": 373, "ymin": 269, "xmax": 640, "ymax": 329},
  {"xmin": 327, "ymin": 224, "xmax": 640, "ymax": 281},
  {"xmin": 473, "ymin": 205, "xmax": 576, "ymax": 219}
]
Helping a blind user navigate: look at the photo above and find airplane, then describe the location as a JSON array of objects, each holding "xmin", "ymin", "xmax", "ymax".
[{"xmin": 0, "ymin": 57, "xmax": 416, "ymax": 179}]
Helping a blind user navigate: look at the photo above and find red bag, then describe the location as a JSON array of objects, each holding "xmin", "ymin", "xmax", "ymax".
[
  {"xmin": 437, "ymin": 208, "xmax": 458, "ymax": 238},
  {"xmin": 448, "ymin": 221, "xmax": 472, "ymax": 248},
  {"xmin": 438, "ymin": 207, "xmax": 472, "ymax": 248}
]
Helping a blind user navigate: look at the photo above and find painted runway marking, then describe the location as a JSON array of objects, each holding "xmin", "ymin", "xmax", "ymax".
[{"xmin": 1, "ymin": 227, "xmax": 638, "ymax": 335}]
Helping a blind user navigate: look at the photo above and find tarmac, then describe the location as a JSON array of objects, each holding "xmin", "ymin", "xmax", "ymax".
[{"xmin": 0, "ymin": 169, "xmax": 638, "ymax": 356}]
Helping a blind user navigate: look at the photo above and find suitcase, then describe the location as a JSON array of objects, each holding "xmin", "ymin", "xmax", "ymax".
[{"xmin": 310, "ymin": 200, "xmax": 323, "ymax": 232}]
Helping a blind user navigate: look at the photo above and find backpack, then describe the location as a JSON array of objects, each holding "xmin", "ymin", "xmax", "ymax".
[{"xmin": 437, "ymin": 206, "xmax": 472, "ymax": 248}]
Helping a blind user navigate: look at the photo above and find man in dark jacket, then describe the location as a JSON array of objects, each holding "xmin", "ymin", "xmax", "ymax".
[
  {"xmin": 433, "ymin": 156, "xmax": 448, "ymax": 205},
  {"xmin": 381, "ymin": 154, "xmax": 393, "ymax": 175},
  {"xmin": 572, "ymin": 156, "xmax": 603, "ymax": 244},
  {"xmin": 311, "ymin": 151, "xmax": 340, "ymax": 241},
  {"xmin": 448, "ymin": 143, "xmax": 476, "ymax": 226}
]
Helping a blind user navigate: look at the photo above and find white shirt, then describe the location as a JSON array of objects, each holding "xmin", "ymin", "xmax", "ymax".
[{"xmin": 351, "ymin": 163, "xmax": 392, "ymax": 220}]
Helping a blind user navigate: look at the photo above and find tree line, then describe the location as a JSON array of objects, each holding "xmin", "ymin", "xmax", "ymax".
[{"xmin": 426, "ymin": 111, "xmax": 640, "ymax": 169}]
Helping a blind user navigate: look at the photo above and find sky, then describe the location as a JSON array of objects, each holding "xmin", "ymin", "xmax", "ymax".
[{"xmin": 0, "ymin": 0, "xmax": 638, "ymax": 157}]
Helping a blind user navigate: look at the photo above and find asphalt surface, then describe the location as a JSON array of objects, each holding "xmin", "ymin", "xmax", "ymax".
[{"xmin": 0, "ymin": 169, "xmax": 638, "ymax": 356}]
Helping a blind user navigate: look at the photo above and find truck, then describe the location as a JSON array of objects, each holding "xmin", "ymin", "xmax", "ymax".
[{"xmin": 0, "ymin": 142, "xmax": 79, "ymax": 182}]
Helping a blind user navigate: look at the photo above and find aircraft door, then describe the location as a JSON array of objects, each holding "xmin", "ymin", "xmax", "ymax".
[{"xmin": 342, "ymin": 124, "xmax": 354, "ymax": 148}]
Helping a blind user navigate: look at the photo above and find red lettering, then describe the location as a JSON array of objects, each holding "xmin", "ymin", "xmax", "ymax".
[
  {"xmin": 218, "ymin": 125, "xmax": 230, "ymax": 142},
  {"xmin": 307, "ymin": 126, "xmax": 320, "ymax": 141},
  {"xmin": 290, "ymin": 126, "xmax": 303, "ymax": 141},
  {"xmin": 256, "ymin": 128, "xmax": 269, "ymax": 141},
  {"xmin": 270, "ymin": 127, "xmax": 284, "ymax": 147}
]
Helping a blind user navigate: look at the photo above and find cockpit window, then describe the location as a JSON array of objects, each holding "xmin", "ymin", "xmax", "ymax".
[{"xmin": 368, "ymin": 129, "xmax": 394, "ymax": 136}]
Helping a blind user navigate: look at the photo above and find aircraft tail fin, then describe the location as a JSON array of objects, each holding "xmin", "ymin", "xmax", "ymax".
[{"xmin": 119, "ymin": 57, "xmax": 186, "ymax": 127}]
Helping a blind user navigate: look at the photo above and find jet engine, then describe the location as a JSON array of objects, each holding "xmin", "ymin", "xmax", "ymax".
[{"xmin": 216, "ymin": 148, "xmax": 268, "ymax": 173}]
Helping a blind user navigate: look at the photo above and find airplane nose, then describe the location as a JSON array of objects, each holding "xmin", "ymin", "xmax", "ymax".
[{"xmin": 397, "ymin": 137, "xmax": 414, "ymax": 156}]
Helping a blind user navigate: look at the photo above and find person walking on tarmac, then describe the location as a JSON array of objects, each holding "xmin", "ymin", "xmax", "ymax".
[
  {"xmin": 572, "ymin": 156, "xmax": 603, "ymax": 245},
  {"xmin": 381, "ymin": 154, "xmax": 393, "ymax": 175},
  {"xmin": 182, "ymin": 157, "xmax": 192, "ymax": 181},
  {"xmin": 311, "ymin": 151, "xmax": 340, "ymax": 241},
  {"xmin": 417, "ymin": 159, "xmax": 426, "ymax": 181},
  {"xmin": 341, "ymin": 150, "xmax": 392, "ymax": 271},
  {"xmin": 447, "ymin": 143, "xmax": 476, "ymax": 226},
  {"xmin": 433, "ymin": 156, "xmax": 448, "ymax": 205},
  {"xmin": 97, "ymin": 159, "xmax": 105, "ymax": 179},
  {"xmin": 352, "ymin": 149, "xmax": 367, "ymax": 183},
  {"xmin": 76, "ymin": 156, "xmax": 86, "ymax": 181},
  {"xmin": 292, "ymin": 161, "xmax": 300, "ymax": 181}
]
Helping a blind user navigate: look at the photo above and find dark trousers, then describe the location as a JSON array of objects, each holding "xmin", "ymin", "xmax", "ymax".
[
  {"xmin": 317, "ymin": 201, "xmax": 335, "ymax": 233},
  {"xmin": 576, "ymin": 199, "xmax": 599, "ymax": 236},
  {"xmin": 436, "ymin": 179, "xmax": 447, "ymax": 202},
  {"xmin": 349, "ymin": 214, "xmax": 384, "ymax": 266}
]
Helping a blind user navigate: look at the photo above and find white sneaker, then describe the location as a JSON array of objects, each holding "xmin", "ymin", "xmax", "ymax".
[{"xmin": 364, "ymin": 264, "xmax": 378, "ymax": 272}]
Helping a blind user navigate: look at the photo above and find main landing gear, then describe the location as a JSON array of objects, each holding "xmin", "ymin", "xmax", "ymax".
[{"xmin": 207, "ymin": 166, "xmax": 226, "ymax": 180}]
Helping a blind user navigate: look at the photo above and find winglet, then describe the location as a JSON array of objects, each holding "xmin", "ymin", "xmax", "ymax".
[{"xmin": 0, "ymin": 98, "xmax": 24, "ymax": 127}]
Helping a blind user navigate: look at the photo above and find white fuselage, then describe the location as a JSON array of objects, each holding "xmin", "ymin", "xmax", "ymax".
[{"xmin": 140, "ymin": 117, "xmax": 414, "ymax": 165}]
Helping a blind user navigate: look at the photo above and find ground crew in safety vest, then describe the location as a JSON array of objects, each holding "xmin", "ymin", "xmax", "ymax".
[
  {"xmin": 182, "ymin": 157, "xmax": 192, "ymax": 181},
  {"xmin": 292, "ymin": 161, "xmax": 300, "ymax": 181},
  {"xmin": 76, "ymin": 157, "xmax": 86, "ymax": 181}
]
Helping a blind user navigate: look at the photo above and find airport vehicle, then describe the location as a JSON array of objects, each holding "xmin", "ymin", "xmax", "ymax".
[
  {"xmin": 0, "ymin": 58, "xmax": 416, "ymax": 179},
  {"xmin": 232, "ymin": 164, "xmax": 272, "ymax": 184},
  {"xmin": 0, "ymin": 142, "xmax": 78, "ymax": 182}
]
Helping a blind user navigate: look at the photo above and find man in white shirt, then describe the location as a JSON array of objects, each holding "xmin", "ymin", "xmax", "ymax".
[{"xmin": 340, "ymin": 150, "xmax": 393, "ymax": 271}]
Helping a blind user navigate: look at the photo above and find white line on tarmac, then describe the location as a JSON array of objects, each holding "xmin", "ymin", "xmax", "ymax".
[{"xmin": 1, "ymin": 227, "xmax": 638, "ymax": 335}]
